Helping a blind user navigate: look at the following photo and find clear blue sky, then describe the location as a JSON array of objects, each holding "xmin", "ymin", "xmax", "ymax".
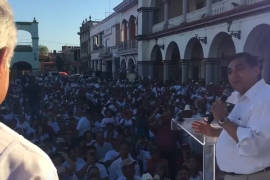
[{"xmin": 9, "ymin": 0, "xmax": 122, "ymax": 51}]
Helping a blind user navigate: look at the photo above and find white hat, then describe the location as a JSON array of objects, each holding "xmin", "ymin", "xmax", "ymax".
[
  {"xmin": 142, "ymin": 173, "xmax": 153, "ymax": 180},
  {"xmin": 121, "ymin": 158, "xmax": 136, "ymax": 168}
]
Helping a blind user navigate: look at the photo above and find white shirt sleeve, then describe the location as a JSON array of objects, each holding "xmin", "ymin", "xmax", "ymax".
[
  {"xmin": 236, "ymin": 101, "xmax": 270, "ymax": 156},
  {"xmin": 0, "ymin": 123, "xmax": 59, "ymax": 180},
  {"xmin": 97, "ymin": 163, "xmax": 108, "ymax": 178},
  {"xmin": 1, "ymin": 142, "xmax": 59, "ymax": 180},
  {"xmin": 109, "ymin": 161, "xmax": 119, "ymax": 180}
]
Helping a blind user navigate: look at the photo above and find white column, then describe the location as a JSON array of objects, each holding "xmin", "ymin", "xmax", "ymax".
[
  {"xmin": 190, "ymin": 64, "xmax": 196, "ymax": 80},
  {"xmin": 163, "ymin": 61, "xmax": 169, "ymax": 81},
  {"xmin": 206, "ymin": 0, "xmax": 212, "ymax": 16},
  {"xmin": 181, "ymin": 60, "xmax": 189, "ymax": 84},
  {"xmin": 205, "ymin": 61, "xmax": 212, "ymax": 85},
  {"xmin": 102, "ymin": 60, "xmax": 107, "ymax": 72},
  {"xmin": 135, "ymin": 20, "xmax": 138, "ymax": 38},
  {"xmin": 127, "ymin": 23, "xmax": 130, "ymax": 41},
  {"xmin": 200, "ymin": 60, "xmax": 205, "ymax": 80},
  {"xmin": 163, "ymin": 0, "xmax": 169, "ymax": 28},
  {"xmin": 214, "ymin": 62, "xmax": 220, "ymax": 83},
  {"xmin": 183, "ymin": 0, "xmax": 188, "ymax": 23},
  {"xmin": 96, "ymin": 60, "xmax": 98, "ymax": 71},
  {"xmin": 205, "ymin": 59, "xmax": 218, "ymax": 84},
  {"xmin": 97, "ymin": 60, "xmax": 100, "ymax": 71},
  {"xmin": 100, "ymin": 60, "xmax": 103, "ymax": 71}
]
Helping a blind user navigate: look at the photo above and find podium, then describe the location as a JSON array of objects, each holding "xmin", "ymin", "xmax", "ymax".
[{"xmin": 171, "ymin": 117, "xmax": 219, "ymax": 180}]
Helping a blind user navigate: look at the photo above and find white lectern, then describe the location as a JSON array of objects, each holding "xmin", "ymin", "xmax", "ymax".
[{"xmin": 171, "ymin": 117, "xmax": 219, "ymax": 180}]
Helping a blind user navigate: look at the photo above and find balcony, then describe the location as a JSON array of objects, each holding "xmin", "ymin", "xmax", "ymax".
[
  {"xmin": 211, "ymin": 0, "xmax": 242, "ymax": 16},
  {"xmin": 118, "ymin": 40, "xmax": 138, "ymax": 50},
  {"xmin": 186, "ymin": 6, "xmax": 207, "ymax": 23},
  {"xmin": 117, "ymin": 40, "xmax": 138, "ymax": 55},
  {"xmin": 99, "ymin": 47, "xmax": 112, "ymax": 58},
  {"xmin": 151, "ymin": 0, "xmax": 265, "ymax": 33},
  {"xmin": 245, "ymin": 0, "xmax": 265, "ymax": 5}
]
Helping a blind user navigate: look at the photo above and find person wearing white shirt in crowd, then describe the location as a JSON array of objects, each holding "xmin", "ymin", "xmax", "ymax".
[
  {"xmin": 84, "ymin": 147, "xmax": 109, "ymax": 180},
  {"xmin": 87, "ymin": 166, "xmax": 103, "ymax": 180},
  {"xmin": 76, "ymin": 116, "xmax": 91, "ymax": 136},
  {"xmin": 109, "ymin": 142, "xmax": 140, "ymax": 180},
  {"xmin": 0, "ymin": 1, "xmax": 58, "ymax": 179},
  {"xmin": 192, "ymin": 53, "xmax": 270, "ymax": 180},
  {"xmin": 103, "ymin": 138, "xmax": 121, "ymax": 167},
  {"xmin": 104, "ymin": 123, "xmax": 119, "ymax": 140},
  {"xmin": 101, "ymin": 109, "xmax": 115, "ymax": 128},
  {"xmin": 84, "ymin": 131, "xmax": 96, "ymax": 146},
  {"xmin": 48, "ymin": 118, "xmax": 60, "ymax": 134},
  {"xmin": 119, "ymin": 109, "xmax": 134, "ymax": 128},
  {"xmin": 117, "ymin": 158, "xmax": 141, "ymax": 180},
  {"xmin": 94, "ymin": 132, "xmax": 113, "ymax": 161},
  {"xmin": 62, "ymin": 146, "xmax": 87, "ymax": 179}
]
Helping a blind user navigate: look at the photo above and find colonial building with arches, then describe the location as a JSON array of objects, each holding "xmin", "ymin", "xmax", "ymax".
[
  {"xmin": 88, "ymin": 0, "xmax": 138, "ymax": 79},
  {"xmin": 137, "ymin": 0, "xmax": 270, "ymax": 84},
  {"xmin": 85, "ymin": 0, "xmax": 270, "ymax": 84},
  {"xmin": 12, "ymin": 18, "xmax": 39, "ymax": 73}
]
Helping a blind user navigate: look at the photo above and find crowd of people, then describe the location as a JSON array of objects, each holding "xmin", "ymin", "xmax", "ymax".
[{"xmin": 0, "ymin": 73, "xmax": 231, "ymax": 180}]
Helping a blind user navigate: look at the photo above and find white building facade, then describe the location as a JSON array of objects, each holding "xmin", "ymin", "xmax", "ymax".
[
  {"xmin": 84, "ymin": 0, "xmax": 270, "ymax": 84},
  {"xmin": 137, "ymin": 0, "xmax": 270, "ymax": 84},
  {"xmin": 89, "ymin": 0, "xmax": 138, "ymax": 79},
  {"xmin": 78, "ymin": 18, "xmax": 100, "ymax": 73}
]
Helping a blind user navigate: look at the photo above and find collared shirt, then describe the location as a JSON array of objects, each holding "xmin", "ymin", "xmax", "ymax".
[
  {"xmin": 109, "ymin": 156, "xmax": 140, "ymax": 180},
  {"xmin": 0, "ymin": 122, "xmax": 58, "ymax": 179},
  {"xmin": 216, "ymin": 79, "xmax": 270, "ymax": 174},
  {"xmin": 104, "ymin": 149, "xmax": 119, "ymax": 162},
  {"xmin": 95, "ymin": 142, "xmax": 113, "ymax": 161}
]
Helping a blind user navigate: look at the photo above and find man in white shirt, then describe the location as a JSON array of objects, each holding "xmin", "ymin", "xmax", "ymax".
[
  {"xmin": 95, "ymin": 132, "xmax": 113, "ymax": 161},
  {"xmin": 76, "ymin": 116, "xmax": 90, "ymax": 136},
  {"xmin": 117, "ymin": 158, "xmax": 141, "ymax": 180},
  {"xmin": 83, "ymin": 146, "xmax": 109, "ymax": 180},
  {"xmin": 0, "ymin": 1, "xmax": 58, "ymax": 179},
  {"xmin": 109, "ymin": 142, "xmax": 140, "ymax": 180},
  {"xmin": 192, "ymin": 53, "xmax": 270, "ymax": 180}
]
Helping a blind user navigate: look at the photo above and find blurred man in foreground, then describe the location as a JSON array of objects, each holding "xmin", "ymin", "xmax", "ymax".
[{"xmin": 0, "ymin": 0, "xmax": 58, "ymax": 179}]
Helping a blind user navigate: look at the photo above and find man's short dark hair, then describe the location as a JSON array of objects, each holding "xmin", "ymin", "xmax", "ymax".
[{"xmin": 229, "ymin": 53, "xmax": 262, "ymax": 68}]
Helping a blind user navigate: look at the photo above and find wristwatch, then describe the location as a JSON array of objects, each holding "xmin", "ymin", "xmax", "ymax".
[{"xmin": 218, "ymin": 117, "xmax": 228, "ymax": 126}]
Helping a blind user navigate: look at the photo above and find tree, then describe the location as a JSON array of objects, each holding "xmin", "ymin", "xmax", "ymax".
[{"xmin": 39, "ymin": 45, "xmax": 49, "ymax": 56}]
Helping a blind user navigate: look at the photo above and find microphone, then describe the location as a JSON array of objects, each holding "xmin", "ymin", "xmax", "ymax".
[{"xmin": 207, "ymin": 95, "xmax": 228, "ymax": 124}]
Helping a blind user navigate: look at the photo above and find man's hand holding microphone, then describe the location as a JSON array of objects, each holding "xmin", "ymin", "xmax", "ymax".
[{"xmin": 192, "ymin": 98, "xmax": 228, "ymax": 137}]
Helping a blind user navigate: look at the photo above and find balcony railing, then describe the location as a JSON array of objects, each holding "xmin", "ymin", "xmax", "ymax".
[
  {"xmin": 152, "ymin": 0, "xmax": 264, "ymax": 33},
  {"xmin": 212, "ymin": 0, "xmax": 242, "ymax": 16},
  {"xmin": 245, "ymin": 0, "xmax": 265, "ymax": 5},
  {"xmin": 117, "ymin": 40, "xmax": 138, "ymax": 50},
  {"xmin": 99, "ymin": 47, "xmax": 112, "ymax": 57}
]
